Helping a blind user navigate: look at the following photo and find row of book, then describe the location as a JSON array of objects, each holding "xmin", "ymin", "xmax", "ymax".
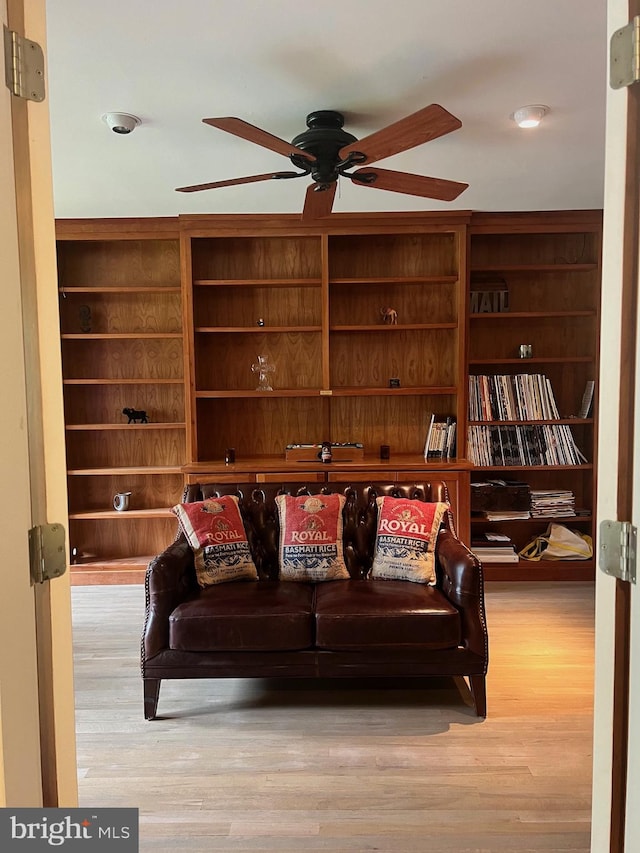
[
  {"xmin": 423, "ymin": 414, "xmax": 457, "ymax": 460},
  {"xmin": 467, "ymin": 423, "xmax": 588, "ymax": 467},
  {"xmin": 468, "ymin": 373, "xmax": 560, "ymax": 421}
]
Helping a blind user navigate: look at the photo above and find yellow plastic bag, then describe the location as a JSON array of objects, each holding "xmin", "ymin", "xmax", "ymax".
[{"xmin": 519, "ymin": 522, "xmax": 593, "ymax": 561}]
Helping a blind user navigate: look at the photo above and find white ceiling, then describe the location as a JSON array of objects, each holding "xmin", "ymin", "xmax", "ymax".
[{"xmin": 44, "ymin": 0, "xmax": 608, "ymax": 220}]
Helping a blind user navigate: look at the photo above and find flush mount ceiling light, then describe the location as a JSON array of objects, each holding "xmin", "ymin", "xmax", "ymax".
[
  {"xmin": 511, "ymin": 105, "xmax": 549, "ymax": 128},
  {"xmin": 101, "ymin": 112, "xmax": 141, "ymax": 134}
]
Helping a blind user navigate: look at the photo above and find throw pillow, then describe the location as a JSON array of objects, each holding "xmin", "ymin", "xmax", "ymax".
[
  {"xmin": 370, "ymin": 497, "xmax": 449, "ymax": 584},
  {"xmin": 275, "ymin": 493, "xmax": 350, "ymax": 582},
  {"xmin": 173, "ymin": 496, "xmax": 259, "ymax": 587}
]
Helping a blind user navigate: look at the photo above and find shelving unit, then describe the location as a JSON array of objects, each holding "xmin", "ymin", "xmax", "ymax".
[
  {"xmin": 56, "ymin": 222, "xmax": 186, "ymax": 583},
  {"xmin": 467, "ymin": 211, "xmax": 602, "ymax": 581},
  {"xmin": 55, "ymin": 210, "xmax": 602, "ymax": 584},
  {"xmin": 184, "ymin": 218, "xmax": 467, "ymax": 465}
]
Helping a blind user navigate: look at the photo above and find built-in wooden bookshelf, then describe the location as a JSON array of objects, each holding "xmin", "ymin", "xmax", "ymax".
[
  {"xmin": 467, "ymin": 211, "xmax": 602, "ymax": 580},
  {"xmin": 56, "ymin": 210, "xmax": 602, "ymax": 584},
  {"xmin": 57, "ymin": 221, "xmax": 186, "ymax": 583}
]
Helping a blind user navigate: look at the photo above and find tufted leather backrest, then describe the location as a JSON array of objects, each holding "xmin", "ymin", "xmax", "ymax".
[{"xmin": 181, "ymin": 481, "xmax": 454, "ymax": 581}]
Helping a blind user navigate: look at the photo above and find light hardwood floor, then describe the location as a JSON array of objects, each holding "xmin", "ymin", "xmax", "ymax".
[{"xmin": 71, "ymin": 582, "xmax": 595, "ymax": 852}]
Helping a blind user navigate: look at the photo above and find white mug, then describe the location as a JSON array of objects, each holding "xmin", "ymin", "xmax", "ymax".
[{"xmin": 113, "ymin": 491, "xmax": 132, "ymax": 512}]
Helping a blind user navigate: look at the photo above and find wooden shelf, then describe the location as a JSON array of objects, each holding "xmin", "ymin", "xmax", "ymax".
[
  {"xmin": 330, "ymin": 276, "xmax": 459, "ymax": 285},
  {"xmin": 61, "ymin": 332, "xmax": 182, "ymax": 340},
  {"xmin": 195, "ymin": 326, "xmax": 321, "ymax": 334},
  {"xmin": 59, "ymin": 286, "xmax": 180, "ymax": 293},
  {"xmin": 69, "ymin": 557, "xmax": 152, "ymax": 586},
  {"xmin": 67, "ymin": 466, "xmax": 183, "ymax": 475},
  {"xmin": 196, "ymin": 389, "xmax": 321, "ymax": 398},
  {"xmin": 472, "ymin": 515, "xmax": 592, "ymax": 524},
  {"xmin": 470, "ymin": 264, "xmax": 597, "ymax": 273},
  {"xmin": 193, "ymin": 278, "xmax": 321, "ymax": 287},
  {"xmin": 468, "ymin": 418, "xmax": 593, "ymax": 426},
  {"xmin": 66, "ymin": 423, "xmax": 186, "ymax": 430},
  {"xmin": 330, "ymin": 323, "xmax": 458, "ymax": 332},
  {"xmin": 63, "ymin": 378, "xmax": 183, "ymax": 385},
  {"xmin": 483, "ymin": 560, "xmax": 595, "ymax": 582},
  {"xmin": 469, "ymin": 311, "xmax": 596, "ymax": 320},
  {"xmin": 469, "ymin": 357, "xmax": 594, "ymax": 365},
  {"xmin": 69, "ymin": 508, "xmax": 173, "ymax": 519},
  {"xmin": 470, "ymin": 464, "xmax": 593, "ymax": 471}
]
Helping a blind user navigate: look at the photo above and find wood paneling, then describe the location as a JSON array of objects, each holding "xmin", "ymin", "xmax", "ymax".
[{"xmin": 191, "ymin": 236, "xmax": 322, "ymax": 280}]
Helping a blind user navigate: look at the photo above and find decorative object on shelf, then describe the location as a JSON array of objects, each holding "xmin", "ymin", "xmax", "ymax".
[
  {"xmin": 518, "ymin": 344, "xmax": 533, "ymax": 359},
  {"xmin": 389, "ymin": 378, "xmax": 401, "ymax": 388},
  {"xmin": 379, "ymin": 444, "xmax": 391, "ymax": 460},
  {"xmin": 320, "ymin": 441, "xmax": 333, "ymax": 463},
  {"xmin": 251, "ymin": 354, "xmax": 275, "ymax": 391},
  {"xmin": 257, "ymin": 318, "xmax": 265, "ymax": 326},
  {"xmin": 285, "ymin": 443, "xmax": 365, "ymax": 462},
  {"xmin": 224, "ymin": 447, "xmax": 236, "ymax": 465},
  {"xmin": 380, "ymin": 306, "xmax": 398, "ymax": 325},
  {"xmin": 113, "ymin": 491, "xmax": 132, "ymax": 512},
  {"xmin": 78, "ymin": 304, "xmax": 92, "ymax": 332},
  {"xmin": 122, "ymin": 407, "xmax": 149, "ymax": 423},
  {"xmin": 470, "ymin": 289, "xmax": 509, "ymax": 314}
]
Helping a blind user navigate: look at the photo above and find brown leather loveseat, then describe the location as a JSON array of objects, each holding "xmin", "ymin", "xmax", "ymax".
[{"xmin": 142, "ymin": 481, "xmax": 488, "ymax": 719}]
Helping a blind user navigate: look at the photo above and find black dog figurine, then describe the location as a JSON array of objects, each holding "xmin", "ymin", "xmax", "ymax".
[{"xmin": 122, "ymin": 407, "xmax": 148, "ymax": 424}]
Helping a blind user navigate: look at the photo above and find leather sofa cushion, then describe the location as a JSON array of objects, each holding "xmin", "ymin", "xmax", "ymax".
[
  {"xmin": 314, "ymin": 580, "xmax": 461, "ymax": 650},
  {"xmin": 169, "ymin": 581, "xmax": 314, "ymax": 652}
]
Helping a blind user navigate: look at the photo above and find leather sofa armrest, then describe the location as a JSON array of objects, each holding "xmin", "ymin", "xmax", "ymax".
[
  {"xmin": 437, "ymin": 529, "xmax": 488, "ymax": 664},
  {"xmin": 142, "ymin": 535, "xmax": 197, "ymax": 664}
]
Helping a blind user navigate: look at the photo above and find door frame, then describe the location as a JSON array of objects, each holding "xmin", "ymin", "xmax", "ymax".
[{"xmin": 0, "ymin": 0, "xmax": 77, "ymax": 806}]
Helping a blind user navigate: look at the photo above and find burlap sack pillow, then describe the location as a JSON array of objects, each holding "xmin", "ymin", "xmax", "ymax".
[
  {"xmin": 173, "ymin": 496, "xmax": 258, "ymax": 587},
  {"xmin": 275, "ymin": 493, "xmax": 349, "ymax": 582},
  {"xmin": 370, "ymin": 497, "xmax": 449, "ymax": 584}
]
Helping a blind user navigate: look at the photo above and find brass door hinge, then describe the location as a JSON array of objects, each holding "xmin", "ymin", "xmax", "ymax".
[
  {"xmin": 29, "ymin": 523, "xmax": 67, "ymax": 585},
  {"xmin": 611, "ymin": 16, "xmax": 640, "ymax": 89},
  {"xmin": 3, "ymin": 25, "xmax": 45, "ymax": 102},
  {"xmin": 599, "ymin": 520, "xmax": 637, "ymax": 583}
]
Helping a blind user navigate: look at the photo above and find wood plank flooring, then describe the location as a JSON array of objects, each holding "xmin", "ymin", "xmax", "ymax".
[{"xmin": 71, "ymin": 582, "xmax": 595, "ymax": 852}]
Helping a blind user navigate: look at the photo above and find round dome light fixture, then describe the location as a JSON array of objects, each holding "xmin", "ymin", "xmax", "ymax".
[
  {"xmin": 511, "ymin": 105, "xmax": 549, "ymax": 129},
  {"xmin": 102, "ymin": 112, "xmax": 141, "ymax": 134}
]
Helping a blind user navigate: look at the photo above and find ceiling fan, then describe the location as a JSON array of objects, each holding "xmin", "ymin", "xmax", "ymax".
[{"xmin": 175, "ymin": 105, "xmax": 468, "ymax": 219}]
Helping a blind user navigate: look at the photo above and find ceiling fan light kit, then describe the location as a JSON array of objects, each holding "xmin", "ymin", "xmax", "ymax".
[
  {"xmin": 512, "ymin": 105, "xmax": 549, "ymax": 128},
  {"xmin": 176, "ymin": 104, "xmax": 469, "ymax": 219}
]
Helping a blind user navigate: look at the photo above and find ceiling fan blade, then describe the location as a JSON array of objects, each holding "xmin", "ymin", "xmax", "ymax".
[
  {"xmin": 350, "ymin": 167, "xmax": 468, "ymax": 201},
  {"xmin": 176, "ymin": 171, "xmax": 301, "ymax": 193},
  {"xmin": 302, "ymin": 182, "xmax": 337, "ymax": 220},
  {"xmin": 339, "ymin": 104, "xmax": 462, "ymax": 165},
  {"xmin": 203, "ymin": 117, "xmax": 316, "ymax": 162}
]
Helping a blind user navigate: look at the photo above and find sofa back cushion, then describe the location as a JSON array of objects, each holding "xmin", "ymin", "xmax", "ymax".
[{"xmin": 182, "ymin": 482, "xmax": 454, "ymax": 581}]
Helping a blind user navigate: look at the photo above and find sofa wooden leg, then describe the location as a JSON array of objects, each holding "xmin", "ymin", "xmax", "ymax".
[
  {"xmin": 144, "ymin": 678, "xmax": 161, "ymax": 720},
  {"xmin": 469, "ymin": 675, "xmax": 487, "ymax": 717}
]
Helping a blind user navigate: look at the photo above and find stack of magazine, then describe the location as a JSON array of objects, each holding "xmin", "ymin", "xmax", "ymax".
[
  {"xmin": 530, "ymin": 489, "xmax": 576, "ymax": 517},
  {"xmin": 471, "ymin": 533, "xmax": 519, "ymax": 563}
]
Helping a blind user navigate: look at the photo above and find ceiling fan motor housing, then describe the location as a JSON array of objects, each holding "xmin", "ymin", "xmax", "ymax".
[{"xmin": 290, "ymin": 111, "xmax": 360, "ymax": 185}]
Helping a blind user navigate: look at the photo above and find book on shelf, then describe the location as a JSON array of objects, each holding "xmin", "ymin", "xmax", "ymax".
[
  {"xmin": 468, "ymin": 373, "xmax": 560, "ymax": 422},
  {"xmin": 423, "ymin": 414, "xmax": 456, "ymax": 460},
  {"xmin": 577, "ymin": 380, "xmax": 595, "ymax": 418},
  {"xmin": 466, "ymin": 423, "xmax": 587, "ymax": 467},
  {"xmin": 471, "ymin": 545, "xmax": 520, "ymax": 563}
]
